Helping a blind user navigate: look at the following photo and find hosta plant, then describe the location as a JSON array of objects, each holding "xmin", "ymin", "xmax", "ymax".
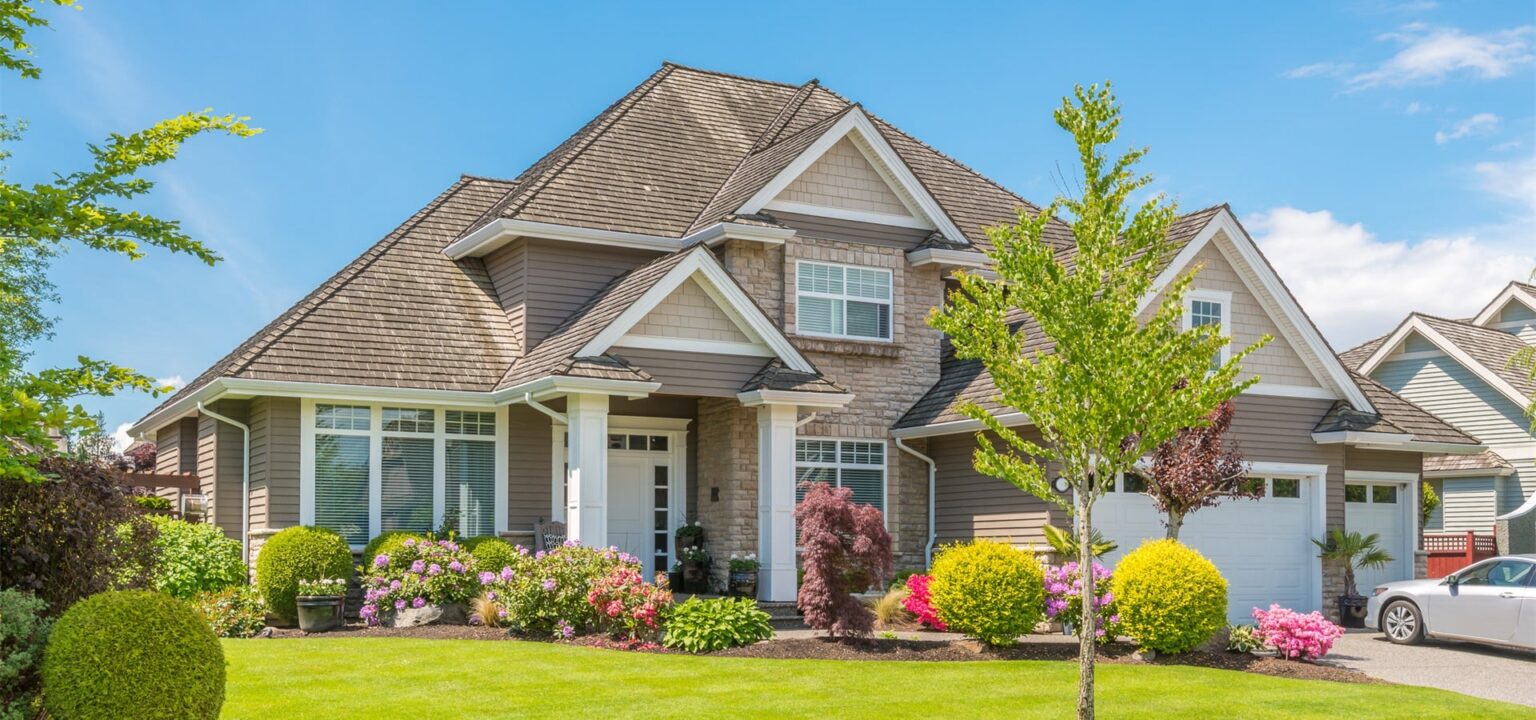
[
  {"xmin": 1252, "ymin": 604, "xmax": 1343, "ymax": 661},
  {"xmin": 661, "ymin": 596, "xmax": 773, "ymax": 653},
  {"xmin": 1044, "ymin": 561, "xmax": 1120, "ymax": 643},
  {"xmin": 1226, "ymin": 623, "xmax": 1263, "ymax": 654}
]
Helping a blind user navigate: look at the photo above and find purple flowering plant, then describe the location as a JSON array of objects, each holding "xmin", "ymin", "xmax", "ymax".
[
  {"xmin": 360, "ymin": 537, "xmax": 480, "ymax": 625},
  {"xmin": 1043, "ymin": 561, "xmax": 1121, "ymax": 643},
  {"xmin": 478, "ymin": 541, "xmax": 638, "ymax": 638}
]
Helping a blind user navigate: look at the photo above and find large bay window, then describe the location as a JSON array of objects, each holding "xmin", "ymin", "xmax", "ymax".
[
  {"xmin": 794, "ymin": 438, "xmax": 886, "ymax": 512},
  {"xmin": 303, "ymin": 401, "xmax": 505, "ymax": 546},
  {"xmin": 796, "ymin": 261, "xmax": 893, "ymax": 341}
]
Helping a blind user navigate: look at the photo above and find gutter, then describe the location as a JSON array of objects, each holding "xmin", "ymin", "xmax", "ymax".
[
  {"xmin": 894, "ymin": 437, "xmax": 938, "ymax": 569},
  {"xmin": 197, "ymin": 402, "xmax": 251, "ymax": 564},
  {"xmin": 520, "ymin": 393, "xmax": 568, "ymax": 424}
]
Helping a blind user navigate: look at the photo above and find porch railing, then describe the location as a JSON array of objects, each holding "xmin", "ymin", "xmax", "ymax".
[{"xmin": 1424, "ymin": 530, "xmax": 1498, "ymax": 578}]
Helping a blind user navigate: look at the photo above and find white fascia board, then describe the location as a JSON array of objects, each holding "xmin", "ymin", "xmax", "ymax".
[
  {"xmin": 128, "ymin": 379, "xmax": 231, "ymax": 438},
  {"xmin": 890, "ymin": 411, "xmax": 1032, "ymax": 439},
  {"xmin": 1244, "ymin": 383, "xmax": 1340, "ymax": 400},
  {"xmin": 1359, "ymin": 440, "xmax": 1487, "ymax": 455},
  {"xmin": 613, "ymin": 335, "xmax": 776, "ymax": 357},
  {"xmin": 736, "ymin": 108, "xmax": 969, "ymax": 246},
  {"xmin": 736, "ymin": 389, "xmax": 854, "ymax": 409},
  {"xmin": 577, "ymin": 247, "xmax": 816, "ymax": 373},
  {"xmin": 444, "ymin": 218, "xmax": 687, "ymax": 259},
  {"xmin": 1471, "ymin": 282, "xmax": 1536, "ymax": 326},
  {"xmin": 1345, "ymin": 470, "xmax": 1420, "ymax": 482},
  {"xmin": 700, "ymin": 222, "xmax": 797, "ymax": 247},
  {"xmin": 494, "ymin": 376, "xmax": 661, "ymax": 403},
  {"xmin": 1144, "ymin": 208, "xmax": 1375, "ymax": 414},
  {"xmin": 1425, "ymin": 466, "xmax": 1515, "ymax": 479},
  {"xmin": 1310, "ymin": 430, "xmax": 1415, "ymax": 445},
  {"xmin": 762, "ymin": 200, "xmax": 933, "ymax": 230},
  {"xmin": 1356, "ymin": 316, "xmax": 1533, "ymax": 410},
  {"xmin": 907, "ymin": 247, "xmax": 992, "ymax": 269}
]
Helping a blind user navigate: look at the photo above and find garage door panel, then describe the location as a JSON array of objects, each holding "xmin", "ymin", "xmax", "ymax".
[{"xmin": 1344, "ymin": 480, "xmax": 1411, "ymax": 595}]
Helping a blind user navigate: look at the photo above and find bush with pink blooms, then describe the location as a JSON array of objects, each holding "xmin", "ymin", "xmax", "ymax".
[
  {"xmin": 479, "ymin": 541, "xmax": 639, "ymax": 638},
  {"xmin": 359, "ymin": 537, "xmax": 479, "ymax": 625},
  {"xmin": 586, "ymin": 566, "xmax": 674, "ymax": 642},
  {"xmin": 1251, "ymin": 604, "xmax": 1343, "ymax": 661},
  {"xmin": 1043, "ymin": 561, "xmax": 1120, "ymax": 643},
  {"xmin": 901, "ymin": 574, "xmax": 947, "ymax": 630}
]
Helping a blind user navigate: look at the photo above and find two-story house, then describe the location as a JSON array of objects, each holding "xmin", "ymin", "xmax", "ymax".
[
  {"xmin": 1344, "ymin": 282, "xmax": 1536, "ymax": 553},
  {"xmin": 130, "ymin": 63, "xmax": 1480, "ymax": 622}
]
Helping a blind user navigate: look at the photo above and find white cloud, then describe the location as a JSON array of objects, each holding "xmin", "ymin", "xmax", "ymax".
[
  {"xmin": 1247, "ymin": 207, "xmax": 1533, "ymax": 347},
  {"xmin": 1474, "ymin": 154, "xmax": 1536, "ymax": 214},
  {"xmin": 156, "ymin": 375, "xmax": 186, "ymax": 391},
  {"xmin": 1348, "ymin": 25, "xmax": 1534, "ymax": 89},
  {"xmin": 1434, "ymin": 112, "xmax": 1500, "ymax": 144},
  {"xmin": 1404, "ymin": 100, "xmax": 1428, "ymax": 114},
  {"xmin": 110, "ymin": 423, "xmax": 135, "ymax": 452},
  {"xmin": 1283, "ymin": 61, "xmax": 1353, "ymax": 79}
]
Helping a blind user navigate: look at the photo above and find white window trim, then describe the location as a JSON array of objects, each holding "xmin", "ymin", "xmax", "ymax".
[
  {"xmin": 794, "ymin": 436, "xmax": 889, "ymax": 515},
  {"xmin": 300, "ymin": 399, "xmax": 508, "ymax": 548},
  {"xmin": 794, "ymin": 260, "xmax": 895, "ymax": 343},
  {"xmin": 1184, "ymin": 288, "xmax": 1233, "ymax": 368}
]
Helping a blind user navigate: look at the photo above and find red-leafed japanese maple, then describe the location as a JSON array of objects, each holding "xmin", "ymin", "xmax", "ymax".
[
  {"xmin": 1144, "ymin": 400, "xmax": 1255, "ymax": 539},
  {"xmin": 794, "ymin": 482, "xmax": 893, "ymax": 638}
]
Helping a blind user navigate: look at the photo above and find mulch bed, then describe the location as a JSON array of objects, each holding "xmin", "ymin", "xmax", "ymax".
[{"xmin": 260, "ymin": 624, "xmax": 1372, "ymax": 684}]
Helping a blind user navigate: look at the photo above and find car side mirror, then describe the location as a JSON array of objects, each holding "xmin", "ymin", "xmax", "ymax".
[{"xmin": 1444, "ymin": 574, "xmax": 1457, "ymax": 586}]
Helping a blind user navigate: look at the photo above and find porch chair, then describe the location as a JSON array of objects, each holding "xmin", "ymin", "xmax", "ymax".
[{"xmin": 534, "ymin": 519, "xmax": 567, "ymax": 552}]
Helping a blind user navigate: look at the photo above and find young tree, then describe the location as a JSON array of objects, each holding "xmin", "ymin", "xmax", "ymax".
[
  {"xmin": 1, "ymin": 0, "xmax": 258, "ymax": 482},
  {"xmin": 1145, "ymin": 400, "xmax": 1256, "ymax": 539},
  {"xmin": 929, "ymin": 84, "xmax": 1267, "ymax": 719},
  {"xmin": 1508, "ymin": 267, "xmax": 1535, "ymax": 430},
  {"xmin": 794, "ymin": 482, "xmax": 893, "ymax": 638}
]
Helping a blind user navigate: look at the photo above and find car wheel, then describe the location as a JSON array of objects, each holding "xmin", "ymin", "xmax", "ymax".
[{"xmin": 1381, "ymin": 601, "xmax": 1423, "ymax": 645}]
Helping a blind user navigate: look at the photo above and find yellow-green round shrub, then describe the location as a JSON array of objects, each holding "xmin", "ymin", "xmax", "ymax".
[
  {"xmin": 42, "ymin": 590, "xmax": 224, "ymax": 719},
  {"xmin": 359, "ymin": 531, "xmax": 423, "ymax": 567},
  {"xmin": 255, "ymin": 526, "xmax": 353, "ymax": 625},
  {"xmin": 1111, "ymin": 539, "xmax": 1228, "ymax": 654},
  {"xmin": 463, "ymin": 536, "xmax": 520, "ymax": 573},
  {"xmin": 928, "ymin": 540, "xmax": 1044, "ymax": 646}
]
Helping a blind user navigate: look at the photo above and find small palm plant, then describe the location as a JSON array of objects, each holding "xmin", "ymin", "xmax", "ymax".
[
  {"xmin": 1043, "ymin": 523, "xmax": 1118, "ymax": 560},
  {"xmin": 1312, "ymin": 529, "xmax": 1394, "ymax": 598}
]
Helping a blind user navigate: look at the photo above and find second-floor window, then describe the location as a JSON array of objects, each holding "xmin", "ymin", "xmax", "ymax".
[
  {"xmin": 1185, "ymin": 289, "xmax": 1231, "ymax": 372},
  {"xmin": 796, "ymin": 261, "xmax": 892, "ymax": 341}
]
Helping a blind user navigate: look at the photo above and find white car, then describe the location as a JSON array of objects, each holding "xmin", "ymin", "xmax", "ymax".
[{"xmin": 1365, "ymin": 554, "xmax": 1536, "ymax": 651}]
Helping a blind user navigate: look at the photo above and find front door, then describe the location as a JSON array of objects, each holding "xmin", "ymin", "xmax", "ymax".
[{"xmin": 607, "ymin": 455, "xmax": 652, "ymax": 576}]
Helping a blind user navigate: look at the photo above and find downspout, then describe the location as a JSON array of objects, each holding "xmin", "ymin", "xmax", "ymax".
[
  {"xmin": 197, "ymin": 402, "xmax": 251, "ymax": 564},
  {"xmin": 894, "ymin": 437, "xmax": 937, "ymax": 569},
  {"xmin": 521, "ymin": 392, "xmax": 568, "ymax": 424},
  {"xmin": 795, "ymin": 412, "xmax": 819, "ymax": 429}
]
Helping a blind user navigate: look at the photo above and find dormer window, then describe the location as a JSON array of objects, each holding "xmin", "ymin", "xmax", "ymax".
[
  {"xmin": 796, "ymin": 261, "xmax": 892, "ymax": 341},
  {"xmin": 1185, "ymin": 289, "xmax": 1232, "ymax": 371}
]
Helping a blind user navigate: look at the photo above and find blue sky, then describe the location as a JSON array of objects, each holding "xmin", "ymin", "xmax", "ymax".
[{"xmin": 7, "ymin": 0, "xmax": 1534, "ymax": 445}]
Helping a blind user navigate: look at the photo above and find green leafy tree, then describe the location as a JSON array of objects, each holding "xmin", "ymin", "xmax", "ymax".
[
  {"xmin": 929, "ymin": 84, "xmax": 1267, "ymax": 719},
  {"xmin": 0, "ymin": 0, "xmax": 258, "ymax": 482},
  {"xmin": 1508, "ymin": 267, "xmax": 1535, "ymax": 430},
  {"xmin": 1420, "ymin": 481, "xmax": 1440, "ymax": 528}
]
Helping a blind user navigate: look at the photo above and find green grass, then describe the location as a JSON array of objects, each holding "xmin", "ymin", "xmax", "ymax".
[{"xmin": 222, "ymin": 638, "xmax": 1532, "ymax": 719}]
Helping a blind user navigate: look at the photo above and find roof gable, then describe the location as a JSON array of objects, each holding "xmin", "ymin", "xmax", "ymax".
[
  {"xmin": 768, "ymin": 135, "xmax": 928, "ymax": 228},
  {"xmin": 1356, "ymin": 313, "xmax": 1535, "ymax": 409},
  {"xmin": 617, "ymin": 274, "xmax": 768, "ymax": 353}
]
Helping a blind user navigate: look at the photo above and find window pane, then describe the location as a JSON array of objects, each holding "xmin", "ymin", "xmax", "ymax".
[
  {"xmin": 445, "ymin": 410, "xmax": 496, "ymax": 436},
  {"xmin": 381, "ymin": 437, "xmax": 434, "ymax": 533},
  {"xmin": 648, "ymin": 435, "xmax": 668, "ymax": 452},
  {"xmin": 382, "ymin": 407, "xmax": 434, "ymax": 433},
  {"xmin": 1239, "ymin": 477, "xmax": 1265, "ymax": 496},
  {"xmin": 315, "ymin": 404, "xmax": 369, "ymax": 431},
  {"xmin": 1273, "ymin": 478, "xmax": 1301, "ymax": 498},
  {"xmin": 628, "ymin": 435, "xmax": 648, "ymax": 451},
  {"xmin": 844, "ymin": 267, "xmax": 890, "ymax": 300},
  {"xmin": 1122, "ymin": 471, "xmax": 1148, "ymax": 493},
  {"xmin": 797, "ymin": 296, "xmax": 841, "ymax": 335},
  {"xmin": 314, "ymin": 434, "xmax": 369, "ymax": 544},
  {"xmin": 798, "ymin": 262, "xmax": 843, "ymax": 295},
  {"xmin": 1190, "ymin": 300, "xmax": 1222, "ymax": 327},
  {"xmin": 795, "ymin": 466, "xmax": 835, "ymax": 503},
  {"xmin": 1372, "ymin": 485, "xmax": 1398, "ymax": 504},
  {"xmin": 1345, "ymin": 484, "xmax": 1367, "ymax": 503},
  {"xmin": 445, "ymin": 439, "xmax": 496, "ymax": 538},
  {"xmin": 840, "ymin": 468, "xmax": 884, "ymax": 511},
  {"xmin": 796, "ymin": 440, "xmax": 836, "ymax": 464},
  {"xmin": 845, "ymin": 300, "xmax": 889, "ymax": 339},
  {"xmin": 608, "ymin": 434, "xmax": 626, "ymax": 450},
  {"xmin": 840, "ymin": 441, "xmax": 884, "ymax": 466}
]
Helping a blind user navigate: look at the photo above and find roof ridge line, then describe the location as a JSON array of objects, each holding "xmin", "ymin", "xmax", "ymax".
[
  {"xmin": 754, "ymin": 79, "xmax": 821, "ymax": 152},
  {"xmin": 661, "ymin": 61, "xmax": 805, "ymax": 89},
  {"xmin": 685, "ymin": 80, "xmax": 823, "ymax": 233}
]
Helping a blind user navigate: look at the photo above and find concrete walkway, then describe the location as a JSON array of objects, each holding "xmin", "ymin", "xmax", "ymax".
[{"xmin": 1322, "ymin": 630, "xmax": 1536, "ymax": 707}]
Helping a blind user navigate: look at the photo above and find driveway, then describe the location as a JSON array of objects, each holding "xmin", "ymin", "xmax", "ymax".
[{"xmin": 1323, "ymin": 630, "xmax": 1536, "ymax": 707}]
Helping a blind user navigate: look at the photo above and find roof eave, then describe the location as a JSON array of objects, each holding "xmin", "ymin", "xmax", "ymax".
[
  {"xmin": 444, "ymin": 218, "xmax": 795, "ymax": 260},
  {"xmin": 736, "ymin": 389, "xmax": 854, "ymax": 409}
]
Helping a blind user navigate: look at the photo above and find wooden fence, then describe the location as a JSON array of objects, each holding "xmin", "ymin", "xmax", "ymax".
[{"xmin": 1423, "ymin": 530, "xmax": 1498, "ymax": 578}]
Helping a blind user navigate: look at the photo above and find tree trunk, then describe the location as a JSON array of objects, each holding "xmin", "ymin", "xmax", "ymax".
[
  {"xmin": 1076, "ymin": 488, "xmax": 1096, "ymax": 720},
  {"xmin": 1165, "ymin": 510, "xmax": 1183, "ymax": 540}
]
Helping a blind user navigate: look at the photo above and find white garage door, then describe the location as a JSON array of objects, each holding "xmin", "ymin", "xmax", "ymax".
[
  {"xmin": 1094, "ymin": 472, "xmax": 1318, "ymax": 625},
  {"xmin": 1344, "ymin": 479, "xmax": 1412, "ymax": 595}
]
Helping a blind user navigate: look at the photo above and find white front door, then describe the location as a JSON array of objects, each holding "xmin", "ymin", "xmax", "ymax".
[
  {"xmin": 1344, "ymin": 480, "xmax": 1412, "ymax": 594},
  {"xmin": 607, "ymin": 455, "xmax": 653, "ymax": 576}
]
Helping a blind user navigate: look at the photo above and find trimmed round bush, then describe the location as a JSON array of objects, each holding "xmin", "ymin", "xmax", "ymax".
[
  {"xmin": 360, "ymin": 531, "xmax": 424, "ymax": 567},
  {"xmin": 1112, "ymin": 539, "xmax": 1228, "ymax": 654},
  {"xmin": 928, "ymin": 540, "xmax": 1044, "ymax": 646},
  {"xmin": 146, "ymin": 516, "xmax": 246, "ymax": 599},
  {"xmin": 41, "ymin": 590, "xmax": 224, "ymax": 720},
  {"xmin": 463, "ymin": 536, "xmax": 519, "ymax": 573},
  {"xmin": 255, "ymin": 526, "xmax": 353, "ymax": 625}
]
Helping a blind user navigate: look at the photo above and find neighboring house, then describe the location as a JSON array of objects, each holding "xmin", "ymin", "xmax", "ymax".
[
  {"xmin": 129, "ymin": 63, "xmax": 1481, "ymax": 622},
  {"xmin": 1343, "ymin": 282, "xmax": 1536, "ymax": 553}
]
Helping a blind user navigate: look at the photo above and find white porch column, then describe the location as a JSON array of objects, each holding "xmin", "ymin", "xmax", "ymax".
[
  {"xmin": 565, "ymin": 393, "xmax": 609, "ymax": 548},
  {"xmin": 757, "ymin": 402, "xmax": 798, "ymax": 602}
]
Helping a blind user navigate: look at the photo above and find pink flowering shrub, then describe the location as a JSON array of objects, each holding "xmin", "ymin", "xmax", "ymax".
[
  {"xmin": 586, "ymin": 566, "xmax": 674, "ymax": 642},
  {"xmin": 360, "ymin": 537, "xmax": 479, "ymax": 625},
  {"xmin": 479, "ymin": 540, "xmax": 638, "ymax": 638},
  {"xmin": 901, "ymin": 574, "xmax": 947, "ymax": 630},
  {"xmin": 1043, "ymin": 562, "xmax": 1121, "ymax": 643},
  {"xmin": 1252, "ymin": 604, "xmax": 1343, "ymax": 661}
]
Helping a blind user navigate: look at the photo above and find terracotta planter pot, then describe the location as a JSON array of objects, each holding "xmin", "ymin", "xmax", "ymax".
[{"xmin": 296, "ymin": 595, "xmax": 344, "ymax": 632}]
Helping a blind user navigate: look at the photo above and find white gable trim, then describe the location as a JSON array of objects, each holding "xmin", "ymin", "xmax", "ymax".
[
  {"xmin": 578, "ymin": 247, "xmax": 815, "ymax": 373},
  {"xmin": 1471, "ymin": 282, "xmax": 1536, "ymax": 327},
  {"xmin": 444, "ymin": 218, "xmax": 796, "ymax": 259},
  {"xmin": 737, "ymin": 108, "xmax": 968, "ymax": 244},
  {"xmin": 762, "ymin": 200, "xmax": 932, "ymax": 230},
  {"xmin": 613, "ymin": 335, "xmax": 776, "ymax": 357},
  {"xmin": 1355, "ymin": 315, "xmax": 1533, "ymax": 410},
  {"xmin": 1141, "ymin": 208, "xmax": 1373, "ymax": 412}
]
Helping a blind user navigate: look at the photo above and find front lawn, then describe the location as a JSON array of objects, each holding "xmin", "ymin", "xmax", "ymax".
[{"xmin": 222, "ymin": 638, "xmax": 1529, "ymax": 719}]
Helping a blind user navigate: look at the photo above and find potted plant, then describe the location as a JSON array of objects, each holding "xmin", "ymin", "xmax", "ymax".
[
  {"xmin": 1312, "ymin": 529, "xmax": 1394, "ymax": 629},
  {"xmin": 675, "ymin": 520, "xmax": 704, "ymax": 549},
  {"xmin": 296, "ymin": 578, "xmax": 347, "ymax": 632},
  {"xmin": 667, "ymin": 560, "xmax": 684, "ymax": 592},
  {"xmin": 728, "ymin": 553, "xmax": 759, "ymax": 597},
  {"xmin": 679, "ymin": 546, "xmax": 710, "ymax": 595}
]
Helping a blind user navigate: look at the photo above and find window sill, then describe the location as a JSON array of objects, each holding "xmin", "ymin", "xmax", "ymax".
[{"xmin": 791, "ymin": 335, "xmax": 902, "ymax": 358}]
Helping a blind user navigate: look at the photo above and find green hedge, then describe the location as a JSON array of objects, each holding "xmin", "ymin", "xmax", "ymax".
[
  {"xmin": 463, "ymin": 536, "xmax": 520, "ymax": 573},
  {"xmin": 146, "ymin": 516, "xmax": 246, "ymax": 599},
  {"xmin": 1, "ymin": 590, "xmax": 50, "ymax": 720},
  {"xmin": 41, "ymin": 590, "xmax": 224, "ymax": 720},
  {"xmin": 360, "ymin": 531, "xmax": 424, "ymax": 567},
  {"xmin": 255, "ymin": 526, "xmax": 353, "ymax": 625}
]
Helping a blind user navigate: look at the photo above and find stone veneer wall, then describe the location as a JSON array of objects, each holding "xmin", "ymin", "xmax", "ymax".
[{"xmin": 694, "ymin": 397, "xmax": 760, "ymax": 589}]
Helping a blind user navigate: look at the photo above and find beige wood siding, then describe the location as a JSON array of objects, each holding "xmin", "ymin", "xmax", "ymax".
[
  {"xmin": 612, "ymin": 348, "xmax": 766, "ymax": 397},
  {"xmin": 249, "ymin": 396, "xmax": 300, "ymax": 530},
  {"xmin": 776, "ymin": 137, "xmax": 913, "ymax": 217},
  {"xmin": 1228, "ymin": 395, "xmax": 1345, "ymax": 529},
  {"xmin": 484, "ymin": 239, "xmax": 527, "ymax": 355},
  {"xmin": 524, "ymin": 240, "xmax": 661, "ymax": 348},
  {"xmin": 626, "ymin": 276, "xmax": 752, "ymax": 343},
  {"xmin": 507, "ymin": 404, "xmax": 553, "ymax": 532},
  {"xmin": 1345, "ymin": 447, "xmax": 1422, "ymax": 475},
  {"xmin": 1144, "ymin": 235, "xmax": 1321, "ymax": 388},
  {"xmin": 930, "ymin": 430, "xmax": 1066, "ymax": 549},
  {"xmin": 197, "ymin": 399, "xmax": 249, "ymax": 539},
  {"xmin": 153, "ymin": 418, "xmax": 198, "ymax": 503}
]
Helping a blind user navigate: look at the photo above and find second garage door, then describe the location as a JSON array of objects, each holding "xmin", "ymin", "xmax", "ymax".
[{"xmin": 1093, "ymin": 469, "xmax": 1321, "ymax": 625}]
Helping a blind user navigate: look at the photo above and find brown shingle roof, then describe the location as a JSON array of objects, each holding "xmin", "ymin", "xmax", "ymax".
[
  {"xmin": 741, "ymin": 360, "xmax": 847, "ymax": 394},
  {"xmin": 1334, "ymin": 373, "xmax": 1479, "ymax": 445},
  {"xmin": 1413, "ymin": 314, "xmax": 1536, "ymax": 398},
  {"xmin": 1424, "ymin": 449, "xmax": 1513, "ymax": 474}
]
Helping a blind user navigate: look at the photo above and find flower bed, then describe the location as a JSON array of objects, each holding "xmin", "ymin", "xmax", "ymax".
[
  {"xmin": 361, "ymin": 538, "xmax": 479, "ymax": 626},
  {"xmin": 1043, "ymin": 561, "xmax": 1120, "ymax": 642}
]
